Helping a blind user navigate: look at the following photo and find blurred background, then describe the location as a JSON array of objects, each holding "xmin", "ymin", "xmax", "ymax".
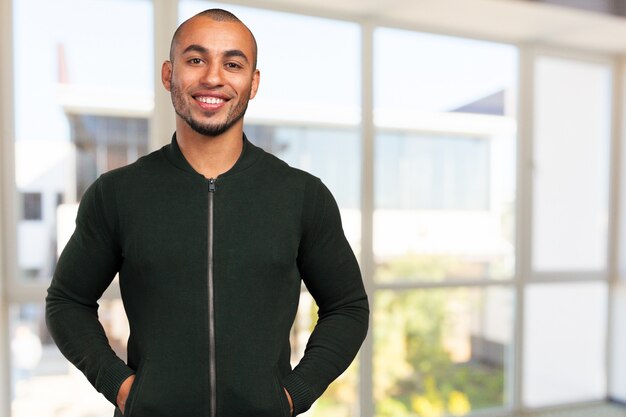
[{"xmin": 2, "ymin": 0, "xmax": 626, "ymax": 416}]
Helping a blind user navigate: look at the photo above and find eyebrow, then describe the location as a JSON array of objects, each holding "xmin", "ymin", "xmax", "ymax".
[
  {"xmin": 181, "ymin": 44, "xmax": 250, "ymax": 64},
  {"xmin": 182, "ymin": 44, "xmax": 209, "ymax": 55}
]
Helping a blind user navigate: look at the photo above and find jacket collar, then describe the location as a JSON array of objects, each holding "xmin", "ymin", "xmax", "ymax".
[{"xmin": 163, "ymin": 132, "xmax": 263, "ymax": 178}]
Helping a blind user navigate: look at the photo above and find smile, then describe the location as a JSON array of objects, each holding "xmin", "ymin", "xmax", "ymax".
[{"xmin": 195, "ymin": 96, "xmax": 226, "ymax": 104}]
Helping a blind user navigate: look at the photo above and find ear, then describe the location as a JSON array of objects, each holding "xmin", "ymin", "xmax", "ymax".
[
  {"xmin": 162, "ymin": 61, "xmax": 173, "ymax": 91},
  {"xmin": 249, "ymin": 69, "xmax": 260, "ymax": 100}
]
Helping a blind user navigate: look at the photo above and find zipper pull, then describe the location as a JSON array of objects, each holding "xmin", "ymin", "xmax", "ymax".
[{"xmin": 208, "ymin": 178, "xmax": 216, "ymax": 193}]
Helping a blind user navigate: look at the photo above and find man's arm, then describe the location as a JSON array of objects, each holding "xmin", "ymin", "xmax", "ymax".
[
  {"xmin": 45, "ymin": 177, "xmax": 134, "ymax": 407},
  {"xmin": 284, "ymin": 179, "xmax": 369, "ymax": 415}
]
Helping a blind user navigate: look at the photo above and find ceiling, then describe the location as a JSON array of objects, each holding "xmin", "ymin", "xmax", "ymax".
[{"xmin": 223, "ymin": 0, "xmax": 626, "ymax": 54}]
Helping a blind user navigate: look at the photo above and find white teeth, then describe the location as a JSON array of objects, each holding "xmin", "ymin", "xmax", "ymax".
[{"xmin": 197, "ymin": 96, "xmax": 225, "ymax": 104}]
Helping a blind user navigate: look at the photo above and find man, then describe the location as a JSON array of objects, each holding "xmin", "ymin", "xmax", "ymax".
[{"xmin": 45, "ymin": 8, "xmax": 369, "ymax": 417}]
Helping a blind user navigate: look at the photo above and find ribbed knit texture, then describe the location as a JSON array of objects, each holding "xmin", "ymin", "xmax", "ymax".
[
  {"xmin": 99, "ymin": 361, "xmax": 136, "ymax": 406},
  {"xmin": 282, "ymin": 372, "xmax": 316, "ymax": 415}
]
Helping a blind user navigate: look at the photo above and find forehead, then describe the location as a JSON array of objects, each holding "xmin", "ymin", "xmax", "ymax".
[{"xmin": 173, "ymin": 17, "xmax": 255, "ymax": 56}]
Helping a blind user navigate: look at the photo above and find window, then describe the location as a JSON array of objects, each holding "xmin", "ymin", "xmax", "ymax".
[
  {"xmin": 21, "ymin": 193, "xmax": 42, "ymax": 221},
  {"xmin": 523, "ymin": 54, "xmax": 613, "ymax": 408},
  {"xmin": 68, "ymin": 115, "xmax": 149, "ymax": 197},
  {"xmin": 10, "ymin": 0, "xmax": 153, "ymax": 415},
  {"xmin": 10, "ymin": 301, "xmax": 127, "ymax": 416},
  {"xmin": 246, "ymin": 124, "xmax": 360, "ymax": 209},
  {"xmin": 524, "ymin": 282, "xmax": 608, "ymax": 406},
  {"xmin": 532, "ymin": 56, "xmax": 611, "ymax": 273},
  {"xmin": 375, "ymin": 287, "xmax": 512, "ymax": 416},
  {"xmin": 372, "ymin": 26, "xmax": 518, "ymax": 416},
  {"xmin": 373, "ymin": 28, "xmax": 518, "ymax": 284},
  {"xmin": 376, "ymin": 133, "xmax": 489, "ymax": 211}
]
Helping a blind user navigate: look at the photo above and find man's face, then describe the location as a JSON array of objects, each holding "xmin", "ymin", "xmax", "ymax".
[{"xmin": 162, "ymin": 17, "xmax": 260, "ymax": 137}]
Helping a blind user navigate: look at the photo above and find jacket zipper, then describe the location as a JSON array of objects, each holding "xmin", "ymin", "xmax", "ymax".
[{"xmin": 208, "ymin": 178, "xmax": 217, "ymax": 417}]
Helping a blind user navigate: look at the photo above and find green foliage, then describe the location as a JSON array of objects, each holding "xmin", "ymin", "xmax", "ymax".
[
  {"xmin": 374, "ymin": 255, "xmax": 505, "ymax": 417},
  {"xmin": 308, "ymin": 253, "xmax": 506, "ymax": 417}
]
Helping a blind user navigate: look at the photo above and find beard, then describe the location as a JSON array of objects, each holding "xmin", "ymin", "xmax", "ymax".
[{"xmin": 170, "ymin": 79, "xmax": 251, "ymax": 137}]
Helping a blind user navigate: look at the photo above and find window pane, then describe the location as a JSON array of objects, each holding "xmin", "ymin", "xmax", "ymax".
[
  {"xmin": 376, "ymin": 133, "xmax": 489, "ymax": 211},
  {"xmin": 13, "ymin": 0, "xmax": 153, "ymax": 283},
  {"xmin": 373, "ymin": 29, "xmax": 517, "ymax": 283},
  {"xmin": 180, "ymin": 1, "xmax": 361, "ymax": 124},
  {"xmin": 21, "ymin": 193, "xmax": 42, "ymax": 221},
  {"xmin": 375, "ymin": 28, "xmax": 517, "ymax": 117},
  {"xmin": 523, "ymin": 282, "xmax": 608, "ymax": 406},
  {"xmin": 532, "ymin": 57, "xmax": 611, "ymax": 272},
  {"xmin": 10, "ymin": 301, "xmax": 129, "ymax": 417},
  {"xmin": 374, "ymin": 132, "xmax": 515, "ymax": 282},
  {"xmin": 374, "ymin": 287, "xmax": 513, "ymax": 416}
]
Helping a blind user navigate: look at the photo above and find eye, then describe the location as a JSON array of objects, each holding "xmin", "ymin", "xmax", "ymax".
[
  {"xmin": 188, "ymin": 58, "xmax": 203, "ymax": 65},
  {"xmin": 225, "ymin": 62, "xmax": 242, "ymax": 70}
]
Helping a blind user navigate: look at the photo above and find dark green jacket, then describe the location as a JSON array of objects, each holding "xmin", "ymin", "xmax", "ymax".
[{"xmin": 45, "ymin": 135, "xmax": 369, "ymax": 417}]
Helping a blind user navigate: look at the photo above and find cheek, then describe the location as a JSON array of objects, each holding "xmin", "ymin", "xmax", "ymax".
[{"xmin": 170, "ymin": 69, "xmax": 196, "ymax": 91}]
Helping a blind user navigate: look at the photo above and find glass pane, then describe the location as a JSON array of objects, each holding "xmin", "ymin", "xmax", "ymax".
[
  {"xmin": 374, "ymin": 130, "xmax": 516, "ymax": 282},
  {"xmin": 374, "ymin": 28, "xmax": 518, "ymax": 117},
  {"xmin": 13, "ymin": 0, "xmax": 153, "ymax": 283},
  {"xmin": 523, "ymin": 282, "xmax": 608, "ymax": 407},
  {"xmin": 532, "ymin": 56, "xmax": 611, "ymax": 272},
  {"xmin": 180, "ymin": 1, "xmax": 361, "ymax": 124},
  {"xmin": 374, "ymin": 287, "xmax": 513, "ymax": 416},
  {"xmin": 373, "ymin": 29, "xmax": 517, "ymax": 283},
  {"xmin": 376, "ymin": 133, "xmax": 490, "ymax": 211},
  {"xmin": 10, "ymin": 301, "xmax": 129, "ymax": 417}
]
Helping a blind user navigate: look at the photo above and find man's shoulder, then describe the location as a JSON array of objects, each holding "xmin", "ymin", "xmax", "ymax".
[
  {"xmin": 257, "ymin": 147, "xmax": 320, "ymax": 186},
  {"xmin": 100, "ymin": 146, "xmax": 167, "ymax": 182}
]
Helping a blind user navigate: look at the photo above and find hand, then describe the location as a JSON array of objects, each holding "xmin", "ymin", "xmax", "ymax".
[
  {"xmin": 283, "ymin": 387, "xmax": 294, "ymax": 416},
  {"xmin": 117, "ymin": 374, "xmax": 135, "ymax": 415}
]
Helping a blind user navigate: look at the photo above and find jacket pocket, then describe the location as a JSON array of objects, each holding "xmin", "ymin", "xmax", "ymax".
[
  {"xmin": 124, "ymin": 358, "xmax": 150, "ymax": 417},
  {"xmin": 273, "ymin": 369, "xmax": 291, "ymax": 417}
]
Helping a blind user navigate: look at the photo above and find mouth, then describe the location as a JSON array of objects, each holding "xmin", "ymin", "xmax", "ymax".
[
  {"xmin": 196, "ymin": 96, "xmax": 226, "ymax": 105},
  {"xmin": 193, "ymin": 94, "xmax": 229, "ymax": 111}
]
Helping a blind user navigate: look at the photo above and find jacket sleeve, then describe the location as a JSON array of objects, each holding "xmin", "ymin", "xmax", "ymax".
[
  {"xmin": 45, "ymin": 177, "xmax": 134, "ymax": 406},
  {"xmin": 284, "ymin": 178, "xmax": 370, "ymax": 415}
]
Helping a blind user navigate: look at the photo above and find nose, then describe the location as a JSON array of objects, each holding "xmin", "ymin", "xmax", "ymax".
[{"xmin": 201, "ymin": 62, "xmax": 224, "ymax": 87}]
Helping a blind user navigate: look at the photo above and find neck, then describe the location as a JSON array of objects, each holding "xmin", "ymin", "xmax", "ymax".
[{"xmin": 175, "ymin": 120, "xmax": 244, "ymax": 179}]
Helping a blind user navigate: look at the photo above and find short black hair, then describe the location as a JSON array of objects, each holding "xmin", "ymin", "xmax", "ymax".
[{"xmin": 169, "ymin": 8, "xmax": 258, "ymax": 69}]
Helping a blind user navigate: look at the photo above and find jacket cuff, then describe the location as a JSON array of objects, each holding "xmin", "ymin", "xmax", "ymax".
[
  {"xmin": 97, "ymin": 361, "xmax": 135, "ymax": 406},
  {"xmin": 283, "ymin": 372, "xmax": 316, "ymax": 416}
]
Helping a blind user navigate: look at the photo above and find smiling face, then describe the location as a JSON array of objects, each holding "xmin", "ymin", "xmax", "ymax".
[{"xmin": 162, "ymin": 16, "xmax": 260, "ymax": 138}]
